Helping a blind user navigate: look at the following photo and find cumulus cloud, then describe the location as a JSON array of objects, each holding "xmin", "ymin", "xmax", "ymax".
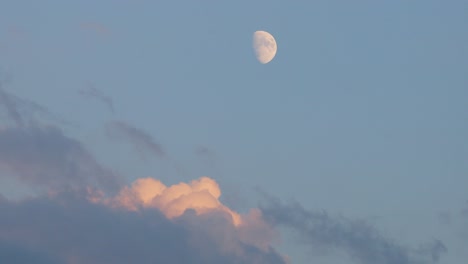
[
  {"xmin": 79, "ymin": 84, "xmax": 114, "ymax": 114},
  {"xmin": 259, "ymin": 198, "xmax": 447, "ymax": 264},
  {"xmin": 102, "ymin": 177, "xmax": 239, "ymax": 222},
  {"xmin": 90, "ymin": 176, "xmax": 281, "ymax": 251},
  {"xmin": 106, "ymin": 120, "xmax": 166, "ymax": 160},
  {"xmin": 0, "ymin": 177, "xmax": 288, "ymax": 264}
]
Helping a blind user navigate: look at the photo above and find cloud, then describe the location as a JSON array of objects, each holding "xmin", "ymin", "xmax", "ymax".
[
  {"xmin": 0, "ymin": 178, "xmax": 288, "ymax": 264},
  {"xmin": 0, "ymin": 240, "xmax": 63, "ymax": 264},
  {"xmin": 0, "ymin": 85, "xmax": 287, "ymax": 263},
  {"xmin": 0, "ymin": 82, "xmax": 23, "ymax": 126},
  {"xmin": 106, "ymin": 121, "xmax": 166, "ymax": 160},
  {"xmin": 0, "ymin": 81, "xmax": 67, "ymax": 127},
  {"xmin": 416, "ymin": 240, "xmax": 447, "ymax": 263},
  {"xmin": 259, "ymin": 197, "xmax": 447, "ymax": 264},
  {"xmin": 103, "ymin": 177, "xmax": 240, "ymax": 222},
  {"xmin": 0, "ymin": 125, "xmax": 121, "ymax": 192},
  {"xmin": 0, "ymin": 75, "xmax": 450, "ymax": 264},
  {"xmin": 95, "ymin": 176, "xmax": 284, "ymax": 251},
  {"xmin": 79, "ymin": 84, "xmax": 115, "ymax": 114}
]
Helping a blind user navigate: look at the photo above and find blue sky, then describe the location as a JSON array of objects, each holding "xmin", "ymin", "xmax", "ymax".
[{"xmin": 0, "ymin": 1, "xmax": 467, "ymax": 263}]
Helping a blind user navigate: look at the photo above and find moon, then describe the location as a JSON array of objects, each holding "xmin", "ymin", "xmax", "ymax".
[{"xmin": 253, "ymin": 30, "xmax": 277, "ymax": 64}]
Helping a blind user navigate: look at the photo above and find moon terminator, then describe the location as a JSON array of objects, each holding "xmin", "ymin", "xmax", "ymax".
[{"xmin": 253, "ymin": 30, "xmax": 277, "ymax": 64}]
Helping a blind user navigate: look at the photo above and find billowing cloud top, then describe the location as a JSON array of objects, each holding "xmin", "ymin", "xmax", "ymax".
[
  {"xmin": 101, "ymin": 177, "xmax": 242, "ymax": 225},
  {"xmin": 89, "ymin": 176, "xmax": 285, "ymax": 253},
  {"xmin": 1, "ymin": 176, "xmax": 288, "ymax": 264}
]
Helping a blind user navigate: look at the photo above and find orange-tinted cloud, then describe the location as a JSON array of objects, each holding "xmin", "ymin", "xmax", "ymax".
[
  {"xmin": 87, "ymin": 176, "xmax": 285, "ymax": 257},
  {"xmin": 0, "ymin": 194, "xmax": 281, "ymax": 264},
  {"xmin": 93, "ymin": 176, "xmax": 254, "ymax": 227}
]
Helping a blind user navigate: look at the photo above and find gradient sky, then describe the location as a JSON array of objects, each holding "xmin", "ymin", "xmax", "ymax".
[{"xmin": 0, "ymin": 1, "xmax": 467, "ymax": 263}]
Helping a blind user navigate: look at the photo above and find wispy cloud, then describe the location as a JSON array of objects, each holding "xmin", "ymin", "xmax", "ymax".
[
  {"xmin": 79, "ymin": 84, "xmax": 115, "ymax": 114},
  {"xmin": 106, "ymin": 121, "xmax": 166, "ymax": 160},
  {"xmin": 0, "ymin": 81, "xmax": 67, "ymax": 127},
  {"xmin": 0, "ymin": 80, "xmax": 118, "ymax": 192},
  {"xmin": 259, "ymin": 197, "xmax": 447, "ymax": 264},
  {"xmin": 0, "ymin": 125, "xmax": 121, "ymax": 192},
  {"xmin": 0, "ymin": 80, "xmax": 23, "ymax": 126}
]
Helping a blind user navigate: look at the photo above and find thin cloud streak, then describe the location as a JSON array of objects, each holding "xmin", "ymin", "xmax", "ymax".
[
  {"xmin": 106, "ymin": 120, "xmax": 166, "ymax": 160},
  {"xmin": 0, "ymin": 83, "xmax": 23, "ymax": 126},
  {"xmin": 0, "ymin": 81, "xmax": 68, "ymax": 127},
  {"xmin": 79, "ymin": 85, "xmax": 115, "ymax": 114},
  {"xmin": 0, "ymin": 125, "xmax": 121, "ymax": 193}
]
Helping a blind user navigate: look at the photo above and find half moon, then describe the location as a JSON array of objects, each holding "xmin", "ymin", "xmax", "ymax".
[{"xmin": 253, "ymin": 30, "xmax": 277, "ymax": 64}]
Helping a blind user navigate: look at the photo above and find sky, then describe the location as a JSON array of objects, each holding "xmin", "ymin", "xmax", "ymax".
[{"xmin": 0, "ymin": 0, "xmax": 467, "ymax": 263}]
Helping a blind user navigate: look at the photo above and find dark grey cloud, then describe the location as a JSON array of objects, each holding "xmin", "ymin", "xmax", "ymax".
[
  {"xmin": 0, "ymin": 240, "xmax": 63, "ymax": 264},
  {"xmin": 259, "ymin": 197, "xmax": 447, "ymax": 264},
  {"xmin": 0, "ymin": 191, "xmax": 287, "ymax": 264},
  {"xmin": 0, "ymin": 125, "xmax": 121, "ymax": 192},
  {"xmin": 106, "ymin": 120, "xmax": 166, "ymax": 160},
  {"xmin": 79, "ymin": 85, "xmax": 115, "ymax": 114}
]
